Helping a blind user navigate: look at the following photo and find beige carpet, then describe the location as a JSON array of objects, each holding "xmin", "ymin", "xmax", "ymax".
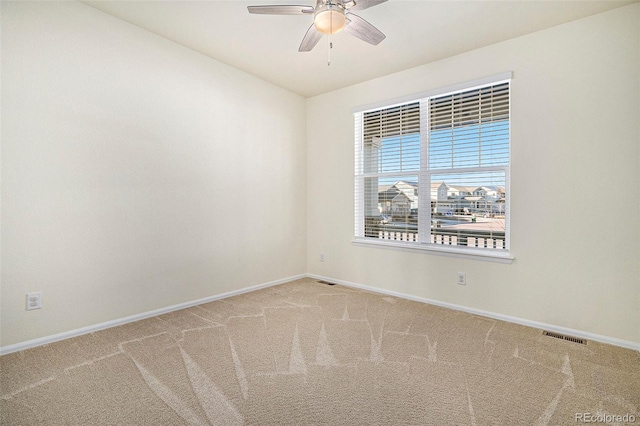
[{"xmin": 1, "ymin": 277, "xmax": 638, "ymax": 425}]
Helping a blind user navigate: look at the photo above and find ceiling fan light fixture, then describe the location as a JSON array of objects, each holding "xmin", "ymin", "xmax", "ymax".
[{"xmin": 314, "ymin": 5, "xmax": 346, "ymax": 34}]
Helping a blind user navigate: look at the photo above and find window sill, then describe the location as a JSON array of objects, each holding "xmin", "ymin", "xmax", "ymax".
[{"xmin": 352, "ymin": 238, "xmax": 514, "ymax": 264}]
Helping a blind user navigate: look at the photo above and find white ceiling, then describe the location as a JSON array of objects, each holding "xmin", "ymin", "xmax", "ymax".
[{"xmin": 83, "ymin": 0, "xmax": 636, "ymax": 97}]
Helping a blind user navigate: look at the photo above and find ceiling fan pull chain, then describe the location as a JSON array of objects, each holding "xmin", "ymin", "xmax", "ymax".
[{"xmin": 327, "ymin": 9, "xmax": 333, "ymax": 66}]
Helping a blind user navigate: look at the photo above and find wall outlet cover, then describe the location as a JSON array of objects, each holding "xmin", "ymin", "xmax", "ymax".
[
  {"xmin": 26, "ymin": 292, "xmax": 42, "ymax": 310},
  {"xmin": 457, "ymin": 272, "xmax": 466, "ymax": 286}
]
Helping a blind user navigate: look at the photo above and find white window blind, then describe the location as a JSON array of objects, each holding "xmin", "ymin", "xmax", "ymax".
[
  {"xmin": 429, "ymin": 82, "xmax": 509, "ymax": 170},
  {"xmin": 355, "ymin": 102, "xmax": 420, "ymax": 239},
  {"xmin": 354, "ymin": 78, "xmax": 510, "ymax": 257}
]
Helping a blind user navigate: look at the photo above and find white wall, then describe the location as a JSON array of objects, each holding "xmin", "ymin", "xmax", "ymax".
[
  {"xmin": 306, "ymin": 4, "xmax": 640, "ymax": 344},
  {"xmin": 1, "ymin": 2, "xmax": 307, "ymax": 347},
  {"xmin": 2, "ymin": 2, "xmax": 638, "ymax": 350}
]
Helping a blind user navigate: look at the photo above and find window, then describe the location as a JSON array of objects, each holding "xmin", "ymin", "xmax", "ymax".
[{"xmin": 354, "ymin": 76, "xmax": 511, "ymax": 260}]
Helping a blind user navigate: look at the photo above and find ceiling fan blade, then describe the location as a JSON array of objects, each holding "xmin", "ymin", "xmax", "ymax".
[
  {"xmin": 247, "ymin": 5, "xmax": 314, "ymax": 15},
  {"xmin": 346, "ymin": 0, "xmax": 387, "ymax": 12},
  {"xmin": 344, "ymin": 13, "xmax": 386, "ymax": 45},
  {"xmin": 299, "ymin": 24, "xmax": 323, "ymax": 52}
]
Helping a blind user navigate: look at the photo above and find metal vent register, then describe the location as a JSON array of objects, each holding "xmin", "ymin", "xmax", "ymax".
[{"xmin": 543, "ymin": 330, "xmax": 587, "ymax": 345}]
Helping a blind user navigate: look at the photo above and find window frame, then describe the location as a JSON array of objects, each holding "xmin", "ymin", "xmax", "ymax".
[{"xmin": 353, "ymin": 73, "xmax": 514, "ymax": 263}]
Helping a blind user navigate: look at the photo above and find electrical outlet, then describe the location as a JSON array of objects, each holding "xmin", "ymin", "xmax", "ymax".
[
  {"xmin": 26, "ymin": 292, "xmax": 42, "ymax": 310},
  {"xmin": 457, "ymin": 272, "xmax": 466, "ymax": 286},
  {"xmin": 320, "ymin": 252, "xmax": 325, "ymax": 262}
]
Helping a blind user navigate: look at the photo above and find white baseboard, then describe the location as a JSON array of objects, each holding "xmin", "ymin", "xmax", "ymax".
[
  {"xmin": 3, "ymin": 272, "xmax": 638, "ymax": 355},
  {"xmin": 0, "ymin": 274, "xmax": 306, "ymax": 355},
  {"xmin": 307, "ymin": 273, "xmax": 640, "ymax": 352}
]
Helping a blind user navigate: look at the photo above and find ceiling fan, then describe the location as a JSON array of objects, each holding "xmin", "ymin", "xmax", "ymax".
[{"xmin": 247, "ymin": 0, "xmax": 388, "ymax": 52}]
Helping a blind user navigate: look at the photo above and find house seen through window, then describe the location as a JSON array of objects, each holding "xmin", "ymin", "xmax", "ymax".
[{"xmin": 354, "ymin": 78, "xmax": 510, "ymax": 257}]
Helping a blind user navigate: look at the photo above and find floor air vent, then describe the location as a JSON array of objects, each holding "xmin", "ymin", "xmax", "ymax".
[
  {"xmin": 543, "ymin": 330, "xmax": 586, "ymax": 345},
  {"xmin": 317, "ymin": 280, "xmax": 336, "ymax": 286}
]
